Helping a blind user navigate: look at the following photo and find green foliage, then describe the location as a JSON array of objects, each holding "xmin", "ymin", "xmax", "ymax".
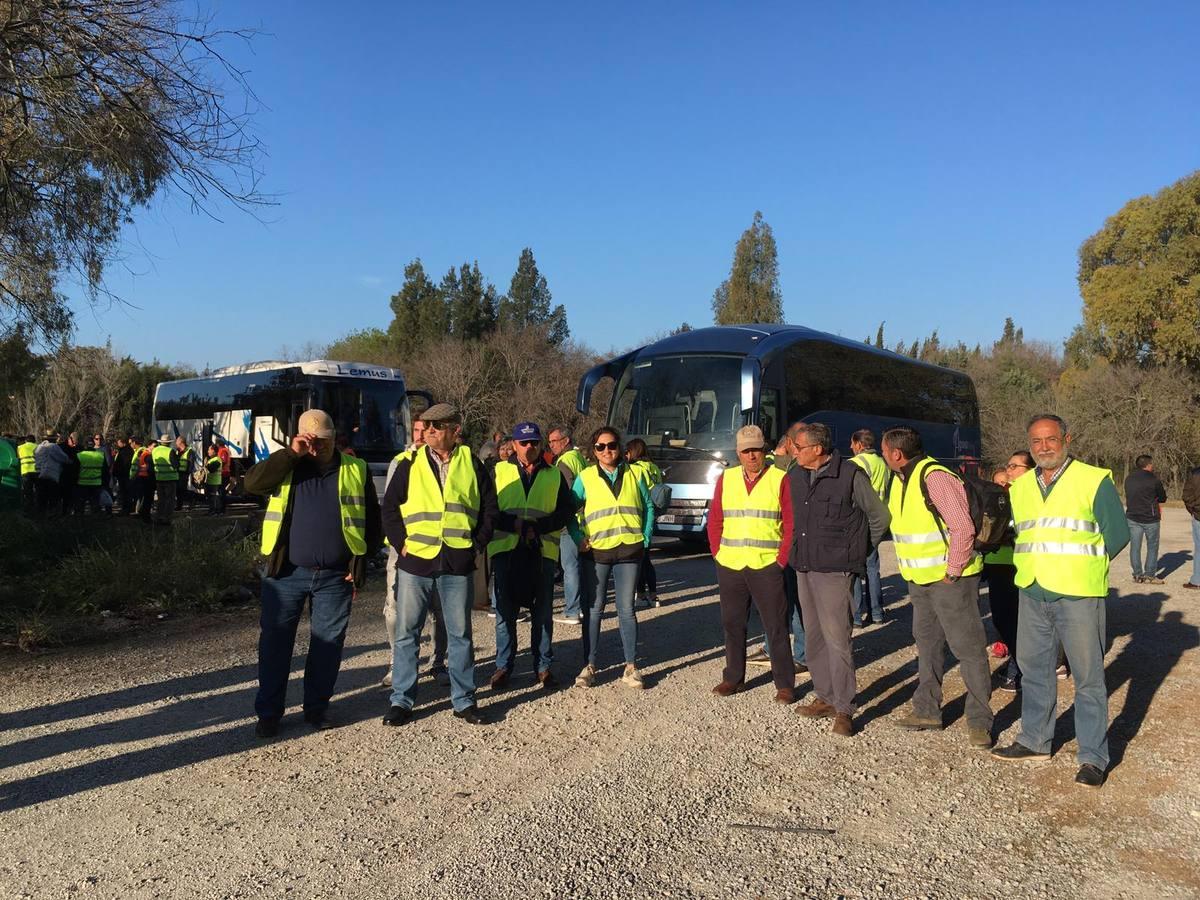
[
  {"xmin": 388, "ymin": 260, "xmax": 446, "ymax": 357},
  {"xmin": 1077, "ymin": 170, "xmax": 1200, "ymax": 367},
  {"xmin": 445, "ymin": 261, "xmax": 498, "ymax": 342},
  {"xmin": 498, "ymin": 248, "xmax": 569, "ymax": 345},
  {"xmin": 712, "ymin": 211, "xmax": 783, "ymax": 325},
  {"xmin": 324, "ymin": 328, "xmax": 400, "ymax": 367},
  {"xmin": 0, "ymin": 514, "xmax": 259, "ymax": 649},
  {"xmin": 0, "ymin": 326, "xmax": 45, "ymax": 424}
]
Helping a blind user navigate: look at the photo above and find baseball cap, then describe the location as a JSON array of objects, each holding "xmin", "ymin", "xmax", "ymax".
[
  {"xmin": 512, "ymin": 422, "xmax": 541, "ymax": 442},
  {"xmin": 297, "ymin": 408, "xmax": 335, "ymax": 439},
  {"xmin": 735, "ymin": 425, "xmax": 767, "ymax": 452}
]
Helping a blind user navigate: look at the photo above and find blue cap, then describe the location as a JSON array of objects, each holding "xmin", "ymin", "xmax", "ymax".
[{"xmin": 512, "ymin": 421, "xmax": 542, "ymax": 441}]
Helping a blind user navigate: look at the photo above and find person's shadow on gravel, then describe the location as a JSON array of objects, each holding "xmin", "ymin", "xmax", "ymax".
[{"xmin": 1154, "ymin": 550, "xmax": 1189, "ymax": 579}]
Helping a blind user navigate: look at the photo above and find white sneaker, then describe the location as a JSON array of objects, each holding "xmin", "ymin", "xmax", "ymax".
[
  {"xmin": 554, "ymin": 614, "xmax": 582, "ymax": 625},
  {"xmin": 575, "ymin": 665, "xmax": 596, "ymax": 688},
  {"xmin": 621, "ymin": 665, "xmax": 645, "ymax": 689},
  {"xmin": 379, "ymin": 671, "xmax": 392, "ymax": 688},
  {"xmin": 486, "ymin": 609, "xmax": 496, "ymax": 618},
  {"xmin": 651, "ymin": 594, "xmax": 663, "ymax": 607},
  {"xmin": 516, "ymin": 610, "xmax": 531, "ymax": 623}
]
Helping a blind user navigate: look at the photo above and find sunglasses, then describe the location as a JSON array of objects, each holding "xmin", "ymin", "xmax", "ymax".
[
  {"xmin": 594, "ymin": 441, "xmax": 620, "ymax": 452},
  {"xmin": 516, "ymin": 439, "xmax": 538, "ymax": 447},
  {"xmin": 424, "ymin": 421, "xmax": 455, "ymax": 432}
]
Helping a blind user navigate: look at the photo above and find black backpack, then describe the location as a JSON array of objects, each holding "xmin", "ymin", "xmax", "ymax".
[{"xmin": 918, "ymin": 467, "xmax": 1012, "ymax": 555}]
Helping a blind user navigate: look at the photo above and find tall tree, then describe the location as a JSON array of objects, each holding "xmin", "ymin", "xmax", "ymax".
[
  {"xmin": 446, "ymin": 261, "xmax": 497, "ymax": 342},
  {"xmin": 498, "ymin": 248, "xmax": 569, "ymax": 345},
  {"xmin": 1077, "ymin": 170, "xmax": 1200, "ymax": 367},
  {"xmin": 0, "ymin": 0, "xmax": 266, "ymax": 344},
  {"xmin": 712, "ymin": 211, "xmax": 783, "ymax": 325},
  {"xmin": 388, "ymin": 260, "xmax": 446, "ymax": 357}
]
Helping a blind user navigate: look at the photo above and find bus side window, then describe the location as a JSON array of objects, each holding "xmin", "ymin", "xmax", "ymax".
[{"xmin": 759, "ymin": 388, "xmax": 780, "ymax": 443}]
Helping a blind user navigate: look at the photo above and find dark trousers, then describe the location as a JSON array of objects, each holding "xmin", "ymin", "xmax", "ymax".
[
  {"xmin": 74, "ymin": 485, "xmax": 100, "ymax": 515},
  {"xmin": 137, "ymin": 479, "xmax": 154, "ymax": 520},
  {"xmin": 795, "ymin": 570, "xmax": 857, "ymax": 715},
  {"xmin": 20, "ymin": 474, "xmax": 37, "ymax": 516},
  {"xmin": 116, "ymin": 475, "xmax": 132, "ymax": 514},
  {"xmin": 255, "ymin": 566, "xmax": 354, "ymax": 720},
  {"xmin": 908, "ymin": 575, "xmax": 993, "ymax": 731},
  {"xmin": 983, "ymin": 563, "xmax": 1021, "ymax": 679},
  {"xmin": 637, "ymin": 553, "xmax": 657, "ymax": 596},
  {"xmin": 716, "ymin": 562, "xmax": 795, "ymax": 691},
  {"xmin": 35, "ymin": 478, "xmax": 60, "ymax": 515}
]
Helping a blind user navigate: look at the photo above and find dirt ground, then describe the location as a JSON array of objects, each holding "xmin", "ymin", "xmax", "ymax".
[{"xmin": 2, "ymin": 509, "xmax": 1198, "ymax": 899}]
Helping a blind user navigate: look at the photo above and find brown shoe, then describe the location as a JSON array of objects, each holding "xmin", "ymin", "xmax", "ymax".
[
  {"xmin": 796, "ymin": 699, "xmax": 836, "ymax": 718},
  {"xmin": 712, "ymin": 680, "xmax": 744, "ymax": 697},
  {"xmin": 832, "ymin": 713, "xmax": 855, "ymax": 737},
  {"xmin": 535, "ymin": 670, "xmax": 558, "ymax": 690},
  {"xmin": 489, "ymin": 668, "xmax": 511, "ymax": 691},
  {"xmin": 774, "ymin": 687, "xmax": 795, "ymax": 705}
]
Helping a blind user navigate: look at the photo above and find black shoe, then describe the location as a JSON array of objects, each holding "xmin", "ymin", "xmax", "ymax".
[
  {"xmin": 453, "ymin": 705, "xmax": 486, "ymax": 726},
  {"xmin": 999, "ymin": 675, "xmax": 1021, "ymax": 693},
  {"xmin": 255, "ymin": 717, "xmax": 280, "ymax": 739},
  {"xmin": 382, "ymin": 705, "xmax": 412, "ymax": 727},
  {"xmin": 303, "ymin": 710, "xmax": 340, "ymax": 731},
  {"xmin": 991, "ymin": 742, "xmax": 1051, "ymax": 763},
  {"xmin": 1075, "ymin": 764, "xmax": 1105, "ymax": 787}
]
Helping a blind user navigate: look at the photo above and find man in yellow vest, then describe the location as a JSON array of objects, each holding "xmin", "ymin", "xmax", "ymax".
[
  {"xmin": 243, "ymin": 409, "xmax": 382, "ymax": 738},
  {"xmin": 707, "ymin": 425, "xmax": 796, "ymax": 704},
  {"xmin": 992, "ymin": 414, "xmax": 1129, "ymax": 788},
  {"xmin": 548, "ymin": 425, "xmax": 587, "ymax": 626},
  {"xmin": 380, "ymin": 403, "xmax": 498, "ymax": 727},
  {"xmin": 16, "ymin": 434, "xmax": 37, "ymax": 516},
  {"xmin": 489, "ymin": 421, "xmax": 575, "ymax": 691},
  {"xmin": 881, "ymin": 425, "xmax": 994, "ymax": 748},
  {"xmin": 74, "ymin": 438, "xmax": 107, "ymax": 516},
  {"xmin": 174, "ymin": 436, "xmax": 197, "ymax": 511},
  {"xmin": 150, "ymin": 434, "xmax": 179, "ymax": 525},
  {"xmin": 849, "ymin": 429, "xmax": 890, "ymax": 626}
]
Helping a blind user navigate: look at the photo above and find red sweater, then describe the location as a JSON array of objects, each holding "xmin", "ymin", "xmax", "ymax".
[{"xmin": 706, "ymin": 469, "xmax": 793, "ymax": 568}]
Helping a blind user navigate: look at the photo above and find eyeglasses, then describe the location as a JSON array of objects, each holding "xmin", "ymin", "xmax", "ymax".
[
  {"xmin": 594, "ymin": 441, "xmax": 620, "ymax": 452},
  {"xmin": 1005, "ymin": 462, "xmax": 1031, "ymax": 470},
  {"xmin": 548, "ymin": 435, "xmax": 568, "ymax": 444},
  {"xmin": 793, "ymin": 443, "xmax": 819, "ymax": 452},
  {"xmin": 424, "ymin": 421, "xmax": 454, "ymax": 432},
  {"xmin": 516, "ymin": 439, "xmax": 538, "ymax": 447}
]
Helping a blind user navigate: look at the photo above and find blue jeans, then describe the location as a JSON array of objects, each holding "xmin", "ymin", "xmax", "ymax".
[
  {"xmin": 391, "ymin": 569, "xmax": 475, "ymax": 712},
  {"xmin": 255, "ymin": 566, "xmax": 353, "ymax": 720},
  {"xmin": 494, "ymin": 552, "xmax": 555, "ymax": 674},
  {"xmin": 1015, "ymin": 590, "xmax": 1109, "ymax": 769},
  {"xmin": 560, "ymin": 530, "xmax": 582, "ymax": 618},
  {"xmin": 1127, "ymin": 519, "xmax": 1160, "ymax": 579},
  {"xmin": 852, "ymin": 546, "xmax": 883, "ymax": 621},
  {"xmin": 1191, "ymin": 518, "xmax": 1200, "ymax": 587},
  {"xmin": 761, "ymin": 565, "xmax": 805, "ymax": 662},
  {"xmin": 581, "ymin": 556, "xmax": 639, "ymax": 667}
]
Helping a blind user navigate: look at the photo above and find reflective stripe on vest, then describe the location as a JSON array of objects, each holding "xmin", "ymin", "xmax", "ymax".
[
  {"xmin": 887, "ymin": 457, "xmax": 983, "ymax": 585},
  {"xmin": 1009, "ymin": 461, "xmax": 1111, "ymax": 596},
  {"xmin": 17, "ymin": 441, "xmax": 37, "ymax": 476},
  {"xmin": 579, "ymin": 464, "xmax": 644, "ymax": 550},
  {"xmin": 151, "ymin": 446, "xmax": 177, "ymax": 481},
  {"xmin": 260, "ymin": 452, "xmax": 368, "ymax": 556},
  {"xmin": 487, "ymin": 460, "xmax": 562, "ymax": 561},
  {"xmin": 851, "ymin": 451, "xmax": 889, "ymax": 499},
  {"xmin": 714, "ymin": 465, "xmax": 785, "ymax": 570},
  {"xmin": 76, "ymin": 449, "xmax": 104, "ymax": 487},
  {"xmin": 398, "ymin": 445, "xmax": 480, "ymax": 559}
]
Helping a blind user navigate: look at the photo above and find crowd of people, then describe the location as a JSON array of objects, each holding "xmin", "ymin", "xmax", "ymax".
[
  {"xmin": 241, "ymin": 403, "xmax": 1193, "ymax": 790},
  {"xmin": 9, "ymin": 431, "xmax": 234, "ymax": 522}
]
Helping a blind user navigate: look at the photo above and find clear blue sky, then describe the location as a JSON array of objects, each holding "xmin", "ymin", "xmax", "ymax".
[{"xmin": 73, "ymin": 1, "xmax": 1200, "ymax": 370}]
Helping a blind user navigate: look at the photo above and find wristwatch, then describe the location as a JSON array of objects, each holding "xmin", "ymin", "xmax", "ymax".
[{"xmin": 945, "ymin": 574, "xmax": 960, "ymax": 583}]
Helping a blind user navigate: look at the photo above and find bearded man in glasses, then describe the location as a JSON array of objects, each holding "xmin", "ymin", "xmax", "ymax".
[
  {"xmin": 486, "ymin": 421, "xmax": 576, "ymax": 692},
  {"xmin": 381, "ymin": 403, "xmax": 499, "ymax": 726}
]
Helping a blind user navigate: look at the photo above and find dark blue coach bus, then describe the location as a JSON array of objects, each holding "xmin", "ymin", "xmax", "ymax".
[{"xmin": 576, "ymin": 324, "xmax": 981, "ymax": 538}]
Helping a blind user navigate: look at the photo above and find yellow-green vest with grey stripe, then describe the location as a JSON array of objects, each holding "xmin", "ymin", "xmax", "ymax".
[
  {"xmin": 578, "ymin": 463, "xmax": 644, "ymax": 551},
  {"xmin": 714, "ymin": 465, "xmax": 785, "ymax": 570},
  {"xmin": 398, "ymin": 445, "xmax": 480, "ymax": 559},
  {"xmin": 260, "ymin": 452, "xmax": 368, "ymax": 556}
]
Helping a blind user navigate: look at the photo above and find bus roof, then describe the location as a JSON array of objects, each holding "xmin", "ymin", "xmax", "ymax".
[
  {"xmin": 632, "ymin": 324, "xmax": 968, "ymax": 380},
  {"xmin": 161, "ymin": 359, "xmax": 406, "ymax": 383}
]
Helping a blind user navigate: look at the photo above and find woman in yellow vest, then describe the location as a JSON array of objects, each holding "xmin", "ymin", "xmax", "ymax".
[
  {"xmin": 624, "ymin": 438, "xmax": 663, "ymax": 610},
  {"xmin": 568, "ymin": 427, "xmax": 655, "ymax": 689},
  {"xmin": 204, "ymin": 444, "xmax": 224, "ymax": 516}
]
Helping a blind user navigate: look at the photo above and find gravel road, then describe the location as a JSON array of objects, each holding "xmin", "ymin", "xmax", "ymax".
[{"xmin": 2, "ymin": 509, "xmax": 1198, "ymax": 899}]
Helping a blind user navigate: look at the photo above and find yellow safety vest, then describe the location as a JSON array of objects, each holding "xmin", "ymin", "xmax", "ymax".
[
  {"xmin": 887, "ymin": 457, "xmax": 983, "ymax": 585},
  {"xmin": 984, "ymin": 543, "xmax": 1014, "ymax": 566},
  {"xmin": 260, "ymin": 453, "xmax": 368, "ymax": 556},
  {"xmin": 579, "ymin": 463, "xmax": 645, "ymax": 551},
  {"xmin": 851, "ymin": 451, "xmax": 889, "ymax": 499},
  {"xmin": 151, "ymin": 445, "xmax": 177, "ymax": 482},
  {"xmin": 176, "ymin": 447, "xmax": 194, "ymax": 475},
  {"xmin": 17, "ymin": 441, "xmax": 37, "ymax": 476},
  {"xmin": 1009, "ymin": 460, "xmax": 1111, "ymax": 597},
  {"xmin": 205, "ymin": 457, "xmax": 223, "ymax": 486},
  {"xmin": 399, "ymin": 445, "xmax": 480, "ymax": 559},
  {"xmin": 77, "ymin": 449, "xmax": 105, "ymax": 487},
  {"xmin": 487, "ymin": 460, "xmax": 562, "ymax": 561},
  {"xmin": 556, "ymin": 448, "xmax": 587, "ymax": 480},
  {"xmin": 630, "ymin": 458, "xmax": 663, "ymax": 488},
  {"xmin": 714, "ymin": 465, "xmax": 785, "ymax": 570}
]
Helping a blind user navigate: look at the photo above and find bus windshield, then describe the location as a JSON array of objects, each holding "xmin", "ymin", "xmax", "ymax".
[
  {"xmin": 320, "ymin": 379, "xmax": 406, "ymax": 456},
  {"xmin": 611, "ymin": 354, "xmax": 743, "ymax": 456}
]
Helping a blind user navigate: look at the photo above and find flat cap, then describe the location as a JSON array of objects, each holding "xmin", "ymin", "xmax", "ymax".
[{"xmin": 419, "ymin": 403, "xmax": 461, "ymax": 424}]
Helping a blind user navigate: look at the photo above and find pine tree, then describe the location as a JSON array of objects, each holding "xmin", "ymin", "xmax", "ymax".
[
  {"xmin": 498, "ymin": 248, "xmax": 569, "ymax": 345},
  {"xmin": 388, "ymin": 259, "xmax": 446, "ymax": 357},
  {"xmin": 875, "ymin": 322, "xmax": 885, "ymax": 349},
  {"xmin": 712, "ymin": 211, "xmax": 783, "ymax": 325},
  {"xmin": 445, "ymin": 261, "xmax": 497, "ymax": 342}
]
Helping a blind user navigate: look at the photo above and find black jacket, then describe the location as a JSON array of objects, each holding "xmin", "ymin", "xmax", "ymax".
[
  {"xmin": 243, "ymin": 448, "xmax": 383, "ymax": 587},
  {"xmin": 786, "ymin": 451, "xmax": 873, "ymax": 575},
  {"xmin": 1124, "ymin": 468, "xmax": 1166, "ymax": 524}
]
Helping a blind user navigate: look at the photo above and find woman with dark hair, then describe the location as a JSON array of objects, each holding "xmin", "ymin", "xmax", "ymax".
[
  {"xmin": 624, "ymin": 438, "xmax": 663, "ymax": 609},
  {"xmin": 569, "ymin": 427, "xmax": 655, "ymax": 689},
  {"xmin": 984, "ymin": 449, "xmax": 1036, "ymax": 693}
]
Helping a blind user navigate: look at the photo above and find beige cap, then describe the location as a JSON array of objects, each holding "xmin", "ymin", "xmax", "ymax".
[
  {"xmin": 419, "ymin": 402, "xmax": 461, "ymax": 424},
  {"xmin": 297, "ymin": 408, "xmax": 335, "ymax": 439},
  {"xmin": 735, "ymin": 425, "xmax": 766, "ymax": 452}
]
